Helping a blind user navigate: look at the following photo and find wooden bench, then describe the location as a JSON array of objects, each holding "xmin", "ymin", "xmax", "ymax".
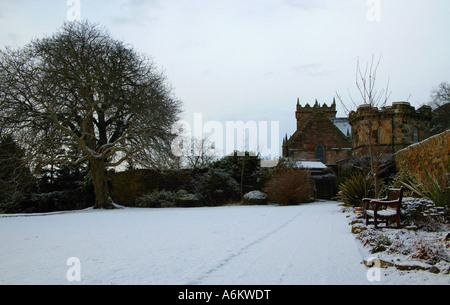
[{"xmin": 363, "ymin": 187, "xmax": 404, "ymax": 229}]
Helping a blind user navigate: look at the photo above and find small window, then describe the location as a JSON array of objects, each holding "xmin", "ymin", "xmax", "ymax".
[
  {"xmin": 315, "ymin": 144, "xmax": 325, "ymax": 163},
  {"xmin": 413, "ymin": 127, "xmax": 419, "ymax": 143}
]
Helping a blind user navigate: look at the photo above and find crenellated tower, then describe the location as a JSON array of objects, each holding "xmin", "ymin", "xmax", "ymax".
[{"xmin": 295, "ymin": 98, "xmax": 337, "ymax": 130}]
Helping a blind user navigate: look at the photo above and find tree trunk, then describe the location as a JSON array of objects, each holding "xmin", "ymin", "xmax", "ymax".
[
  {"xmin": 90, "ymin": 159, "xmax": 114, "ymax": 209},
  {"xmin": 240, "ymin": 154, "xmax": 245, "ymax": 200}
]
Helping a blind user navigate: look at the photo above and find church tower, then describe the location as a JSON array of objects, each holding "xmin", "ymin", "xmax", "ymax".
[
  {"xmin": 295, "ymin": 98, "xmax": 337, "ymax": 130},
  {"xmin": 283, "ymin": 97, "xmax": 351, "ymax": 165}
]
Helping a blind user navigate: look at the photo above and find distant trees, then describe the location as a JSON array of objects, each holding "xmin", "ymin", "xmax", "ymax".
[
  {"xmin": 0, "ymin": 21, "xmax": 181, "ymax": 209},
  {"xmin": 211, "ymin": 151, "xmax": 264, "ymax": 197},
  {"xmin": 0, "ymin": 135, "xmax": 35, "ymax": 212},
  {"xmin": 429, "ymin": 82, "xmax": 450, "ymax": 135}
]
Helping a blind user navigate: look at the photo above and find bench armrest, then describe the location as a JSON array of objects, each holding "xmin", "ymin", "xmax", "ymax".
[
  {"xmin": 370, "ymin": 199, "xmax": 399, "ymax": 205},
  {"xmin": 370, "ymin": 200, "xmax": 400, "ymax": 211},
  {"xmin": 363, "ymin": 197, "xmax": 387, "ymax": 208}
]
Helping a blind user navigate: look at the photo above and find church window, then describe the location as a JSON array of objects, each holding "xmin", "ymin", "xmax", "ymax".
[
  {"xmin": 413, "ymin": 127, "xmax": 419, "ymax": 143},
  {"xmin": 315, "ymin": 144, "xmax": 325, "ymax": 163}
]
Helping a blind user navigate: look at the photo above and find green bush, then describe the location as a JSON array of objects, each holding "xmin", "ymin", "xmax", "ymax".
[
  {"xmin": 210, "ymin": 152, "xmax": 264, "ymax": 194},
  {"xmin": 242, "ymin": 190, "xmax": 268, "ymax": 205},
  {"xmin": 136, "ymin": 190, "xmax": 176, "ymax": 208},
  {"xmin": 196, "ymin": 169, "xmax": 240, "ymax": 206},
  {"xmin": 337, "ymin": 171, "xmax": 384, "ymax": 207},
  {"xmin": 2, "ymin": 188, "xmax": 91, "ymax": 214},
  {"xmin": 399, "ymin": 163, "xmax": 449, "ymax": 210},
  {"xmin": 175, "ymin": 190, "xmax": 201, "ymax": 207},
  {"xmin": 337, "ymin": 172, "xmax": 368, "ymax": 207}
]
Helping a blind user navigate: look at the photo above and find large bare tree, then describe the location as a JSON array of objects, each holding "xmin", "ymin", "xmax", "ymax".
[{"xmin": 0, "ymin": 21, "xmax": 181, "ymax": 209}]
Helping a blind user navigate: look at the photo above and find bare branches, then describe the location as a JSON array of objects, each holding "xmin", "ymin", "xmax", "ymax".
[
  {"xmin": 355, "ymin": 55, "xmax": 391, "ymax": 109},
  {"xmin": 0, "ymin": 21, "xmax": 182, "ymax": 208},
  {"xmin": 1, "ymin": 21, "xmax": 180, "ymax": 168},
  {"xmin": 336, "ymin": 55, "xmax": 393, "ymax": 197},
  {"xmin": 336, "ymin": 54, "xmax": 391, "ymax": 116}
]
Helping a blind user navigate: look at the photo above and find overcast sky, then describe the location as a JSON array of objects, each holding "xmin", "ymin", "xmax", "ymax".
[{"xmin": 1, "ymin": 0, "xmax": 449, "ymax": 155}]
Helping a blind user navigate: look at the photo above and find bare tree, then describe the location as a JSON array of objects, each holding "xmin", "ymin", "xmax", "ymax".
[
  {"xmin": 430, "ymin": 82, "xmax": 450, "ymax": 108},
  {"xmin": 336, "ymin": 55, "xmax": 391, "ymax": 196},
  {"xmin": 183, "ymin": 137, "xmax": 218, "ymax": 170},
  {"xmin": 0, "ymin": 21, "xmax": 182, "ymax": 209},
  {"xmin": 429, "ymin": 82, "xmax": 450, "ymax": 135}
]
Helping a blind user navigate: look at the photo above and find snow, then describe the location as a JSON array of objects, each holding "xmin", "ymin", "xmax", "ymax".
[
  {"xmin": 0, "ymin": 201, "xmax": 448, "ymax": 285},
  {"xmin": 329, "ymin": 117, "xmax": 351, "ymax": 136},
  {"xmin": 243, "ymin": 191, "xmax": 267, "ymax": 200},
  {"xmin": 295, "ymin": 161, "xmax": 328, "ymax": 170}
]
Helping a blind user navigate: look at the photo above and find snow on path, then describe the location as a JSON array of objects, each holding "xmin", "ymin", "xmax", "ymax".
[
  {"xmin": 189, "ymin": 202, "xmax": 368, "ymax": 285},
  {"xmin": 1, "ymin": 202, "xmax": 447, "ymax": 285}
]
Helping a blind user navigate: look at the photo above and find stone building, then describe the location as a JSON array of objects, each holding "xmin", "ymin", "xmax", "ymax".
[
  {"xmin": 349, "ymin": 102, "xmax": 432, "ymax": 156},
  {"xmin": 282, "ymin": 98, "xmax": 352, "ymax": 166},
  {"xmin": 282, "ymin": 99, "xmax": 433, "ymax": 164},
  {"xmin": 282, "ymin": 99, "xmax": 433, "ymax": 199}
]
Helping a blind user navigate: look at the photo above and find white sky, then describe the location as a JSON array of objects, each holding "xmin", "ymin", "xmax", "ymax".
[{"xmin": 1, "ymin": 0, "xmax": 449, "ymax": 155}]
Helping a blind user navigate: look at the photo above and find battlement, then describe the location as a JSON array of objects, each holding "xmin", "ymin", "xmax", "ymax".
[
  {"xmin": 349, "ymin": 102, "xmax": 432, "ymax": 156},
  {"xmin": 350, "ymin": 102, "xmax": 432, "ymax": 121},
  {"xmin": 296, "ymin": 98, "xmax": 337, "ymax": 124}
]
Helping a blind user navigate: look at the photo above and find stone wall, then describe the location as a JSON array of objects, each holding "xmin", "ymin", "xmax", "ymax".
[{"xmin": 395, "ymin": 130, "xmax": 449, "ymax": 179}]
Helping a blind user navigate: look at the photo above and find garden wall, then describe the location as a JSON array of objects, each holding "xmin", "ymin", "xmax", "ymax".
[
  {"xmin": 107, "ymin": 169, "xmax": 190, "ymax": 206},
  {"xmin": 395, "ymin": 130, "xmax": 449, "ymax": 179}
]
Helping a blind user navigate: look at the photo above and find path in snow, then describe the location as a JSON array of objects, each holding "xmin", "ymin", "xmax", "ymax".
[
  {"xmin": 1, "ymin": 201, "xmax": 371, "ymax": 285},
  {"xmin": 188, "ymin": 202, "xmax": 368, "ymax": 285},
  {"xmin": 1, "ymin": 201, "xmax": 447, "ymax": 284}
]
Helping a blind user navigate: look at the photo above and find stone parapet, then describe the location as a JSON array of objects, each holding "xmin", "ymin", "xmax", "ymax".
[{"xmin": 395, "ymin": 130, "xmax": 449, "ymax": 179}]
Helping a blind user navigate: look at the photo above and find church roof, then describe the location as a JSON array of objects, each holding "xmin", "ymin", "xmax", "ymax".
[{"xmin": 329, "ymin": 117, "xmax": 351, "ymax": 137}]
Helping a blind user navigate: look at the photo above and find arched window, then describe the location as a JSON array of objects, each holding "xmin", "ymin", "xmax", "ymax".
[
  {"xmin": 413, "ymin": 127, "xmax": 419, "ymax": 143},
  {"xmin": 315, "ymin": 144, "xmax": 325, "ymax": 163}
]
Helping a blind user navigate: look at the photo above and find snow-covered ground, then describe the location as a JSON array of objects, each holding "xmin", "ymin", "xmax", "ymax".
[{"xmin": 0, "ymin": 201, "xmax": 448, "ymax": 285}]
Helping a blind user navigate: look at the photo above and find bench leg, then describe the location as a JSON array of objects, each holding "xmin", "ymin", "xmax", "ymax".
[{"xmin": 374, "ymin": 214, "xmax": 378, "ymax": 229}]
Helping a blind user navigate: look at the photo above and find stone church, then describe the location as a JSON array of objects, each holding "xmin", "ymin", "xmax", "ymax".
[
  {"xmin": 282, "ymin": 98, "xmax": 352, "ymax": 167},
  {"xmin": 282, "ymin": 98, "xmax": 433, "ymax": 200},
  {"xmin": 282, "ymin": 99, "xmax": 433, "ymax": 166}
]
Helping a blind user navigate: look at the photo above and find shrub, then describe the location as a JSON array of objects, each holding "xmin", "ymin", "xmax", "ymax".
[
  {"xmin": 263, "ymin": 168, "xmax": 313, "ymax": 205},
  {"xmin": 136, "ymin": 190, "xmax": 176, "ymax": 208},
  {"xmin": 337, "ymin": 172, "xmax": 370, "ymax": 207},
  {"xmin": 401, "ymin": 197, "xmax": 447, "ymax": 231},
  {"xmin": 337, "ymin": 171, "xmax": 384, "ymax": 207},
  {"xmin": 2, "ymin": 188, "xmax": 91, "ymax": 214},
  {"xmin": 196, "ymin": 169, "xmax": 240, "ymax": 205},
  {"xmin": 210, "ymin": 152, "xmax": 265, "ymax": 195},
  {"xmin": 399, "ymin": 163, "xmax": 449, "ymax": 210},
  {"xmin": 175, "ymin": 190, "xmax": 201, "ymax": 207},
  {"xmin": 243, "ymin": 190, "xmax": 268, "ymax": 205}
]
